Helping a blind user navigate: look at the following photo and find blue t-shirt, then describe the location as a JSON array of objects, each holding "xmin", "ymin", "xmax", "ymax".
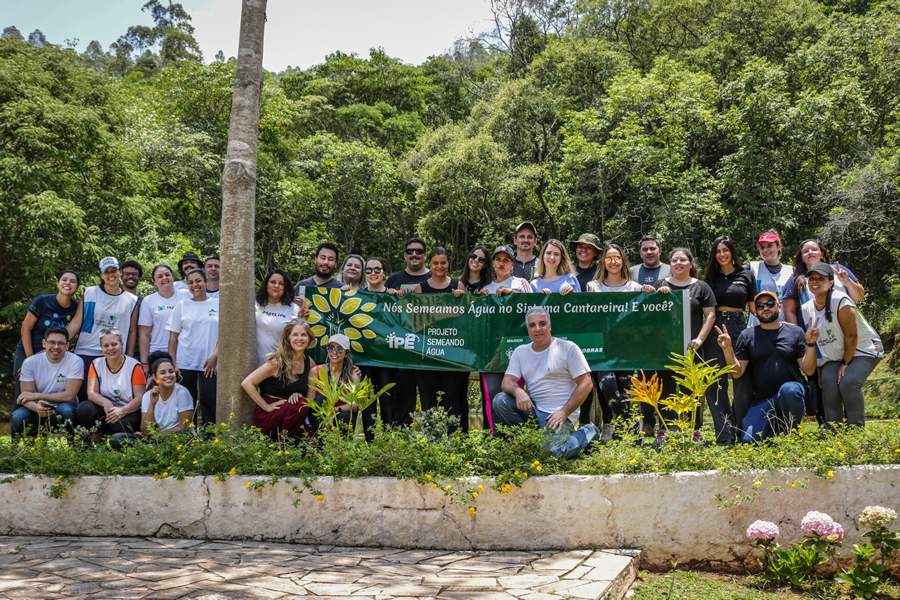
[
  {"xmin": 530, "ymin": 273, "xmax": 582, "ymax": 293},
  {"xmin": 19, "ymin": 294, "xmax": 78, "ymax": 352}
]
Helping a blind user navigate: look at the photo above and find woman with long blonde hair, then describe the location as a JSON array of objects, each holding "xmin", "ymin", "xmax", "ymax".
[
  {"xmin": 241, "ymin": 320, "xmax": 317, "ymax": 440},
  {"xmin": 530, "ymin": 239, "xmax": 581, "ymax": 295}
]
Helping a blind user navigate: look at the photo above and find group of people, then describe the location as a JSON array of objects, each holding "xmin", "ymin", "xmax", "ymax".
[{"xmin": 11, "ymin": 221, "xmax": 884, "ymax": 456}]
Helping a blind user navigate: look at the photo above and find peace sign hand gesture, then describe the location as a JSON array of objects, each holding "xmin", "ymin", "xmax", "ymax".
[
  {"xmin": 805, "ymin": 317, "xmax": 820, "ymax": 345},
  {"xmin": 715, "ymin": 324, "xmax": 732, "ymax": 350}
]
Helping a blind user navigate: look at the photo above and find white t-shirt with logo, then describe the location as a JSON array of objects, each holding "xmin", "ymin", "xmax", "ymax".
[
  {"xmin": 166, "ymin": 297, "xmax": 219, "ymax": 371},
  {"xmin": 89, "ymin": 355, "xmax": 146, "ymax": 407},
  {"xmin": 586, "ymin": 280, "xmax": 642, "ymax": 292},
  {"xmin": 801, "ymin": 290, "xmax": 884, "ymax": 365},
  {"xmin": 19, "ymin": 351, "xmax": 84, "ymax": 394},
  {"xmin": 255, "ymin": 302, "xmax": 300, "ymax": 365},
  {"xmin": 138, "ymin": 289, "xmax": 191, "ymax": 353},
  {"xmin": 505, "ymin": 338, "xmax": 591, "ymax": 420},
  {"xmin": 141, "ymin": 384, "xmax": 194, "ymax": 431},
  {"xmin": 483, "ymin": 277, "xmax": 534, "ymax": 295},
  {"xmin": 74, "ymin": 286, "xmax": 138, "ymax": 356}
]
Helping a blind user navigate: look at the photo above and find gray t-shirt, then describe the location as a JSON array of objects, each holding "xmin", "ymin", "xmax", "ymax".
[{"xmin": 629, "ymin": 263, "xmax": 671, "ymax": 286}]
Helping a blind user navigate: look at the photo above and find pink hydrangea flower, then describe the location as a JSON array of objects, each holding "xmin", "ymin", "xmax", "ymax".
[
  {"xmin": 800, "ymin": 510, "xmax": 843, "ymax": 540},
  {"xmin": 746, "ymin": 520, "xmax": 780, "ymax": 541}
]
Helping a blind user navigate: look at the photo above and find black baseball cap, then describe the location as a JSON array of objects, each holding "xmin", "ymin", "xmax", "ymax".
[
  {"xmin": 514, "ymin": 221, "xmax": 537, "ymax": 235},
  {"xmin": 807, "ymin": 263, "xmax": 834, "ymax": 279},
  {"xmin": 178, "ymin": 252, "xmax": 202, "ymax": 274},
  {"xmin": 492, "ymin": 245, "xmax": 515, "ymax": 260}
]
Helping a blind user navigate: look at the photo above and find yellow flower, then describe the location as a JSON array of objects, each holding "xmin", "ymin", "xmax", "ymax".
[
  {"xmin": 192, "ymin": 459, "xmax": 198, "ymax": 465},
  {"xmin": 826, "ymin": 470, "xmax": 834, "ymax": 478},
  {"xmin": 471, "ymin": 491, "xmax": 478, "ymax": 500},
  {"xmin": 477, "ymin": 484, "xmax": 484, "ymax": 492},
  {"xmin": 213, "ymin": 438, "xmax": 220, "ymax": 444},
  {"xmin": 425, "ymin": 473, "xmax": 432, "ymax": 480},
  {"xmin": 276, "ymin": 450, "xmax": 283, "ymax": 456},
  {"xmin": 176, "ymin": 444, "xmax": 182, "ymax": 451},
  {"xmin": 443, "ymin": 484, "xmax": 452, "ymax": 491},
  {"xmin": 228, "ymin": 467, "xmax": 237, "ymax": 477},
  {"xmin": 245, "ymin": 482, "xmax": 252, "ymax": 490},
  {"xmin": 161, "ymin": 471, "xmax": 169, "ymax": 479},
  {"xmin": 176, "ymin": 460, "xmax": 182, "ymax": 465},
  {"xmin": 791, "ymin": 482, "xmax": 798, "ymax": 488},
  {"xmin": 513, "ymin": 469, "xmax": 521, "ymax": 477},
  {"xmin": 315, "ymin": 494, "xmax": 325, "ymax": 502},
  {"xmin": 500, "ymin": 483, "xmax": 512, "ymax": 494},
  {"xmin": 431, "ymin": 483, "xmax": 438, "ymax": 489},
  {"xmin": 753, "ymin": 480, "xmax": 763, "ymax": 488},
  {"xmin": 468, "ymin": 506, "xmax": 476, "ymax": 517}
]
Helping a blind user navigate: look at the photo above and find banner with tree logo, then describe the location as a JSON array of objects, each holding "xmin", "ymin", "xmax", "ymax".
[{"xmin": 303, "ymin": 288, "xmax": 689, "ymax": 372}]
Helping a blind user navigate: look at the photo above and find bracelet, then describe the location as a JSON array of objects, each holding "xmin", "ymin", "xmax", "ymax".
[{"xmin": 805, "ymin": 343, "xmax": 816, "ymax": 348}]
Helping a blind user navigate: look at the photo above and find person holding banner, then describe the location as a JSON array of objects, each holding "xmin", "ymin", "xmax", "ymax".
[
  {"xmin": 480, "ymin": 245, "xmax": 533, "ymax": 431},
  {"xmin": 630, "ymin": 235, "xmax": 670, "ymax": 286},
  {"xmin": 361, "ymin": 257, "xmax": 389, "ymax": 293},
  {"xmin": 413, "ymin": 248, "xmax": 469, "ymax": 432},
  {"xmin": 492, "ymin": 307, "xmax": 597, "ymax": 458},
  {"xmin": 359, "ymin": 257, "xmax": 395, "ymax": 437},
  {"xmin": 530, "ymin": 239, "xmax": 581, "ymax": 295},
  {"xmin": 585, "ymin": 243, "xmax": 648, "ymax": 441},
  {"xmin": 656, "ymin": 247, "xmax": 735, "ymax": 444},
  {"xmin": 456, "ymin": 245, "xmax": 492, "ymax": 294}
]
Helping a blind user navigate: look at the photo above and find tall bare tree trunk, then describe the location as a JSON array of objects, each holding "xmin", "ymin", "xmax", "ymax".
[{"xmin": 217, "ymin": 0, "xmax": 266, "ymax": 425}]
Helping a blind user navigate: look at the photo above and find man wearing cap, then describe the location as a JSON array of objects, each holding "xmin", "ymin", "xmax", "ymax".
[
  {"xmin": 176, "ymin": 252, "xmax": 202, "ymax": 292},
  {"xmin": 483, "ymin": 245, "xmax": 534, "ymax": 295},
  {"xmin": 512, "ymin": 222, "xmax": 540, "ymax": 280},
  {"xmin": 715, "ymin": 290, "xmax": 818, "ymax": 442},
  {"xmin": 71, "ymin": 257, "xmax": 139, "ymax": 402},
  {"xmin": 748, "ymin": 229, "xmax": 793, "ymax": 324},
  {"xmin": 492, "ymin": 306, "xmax": 597, "ymax": 458},
  {"xmin": 630, "ymin": 235, "xmax": 670, "ymax": 286},
  {"xmin": 570, "ymin": 233, "xmax": 602, "ymax": 292}
]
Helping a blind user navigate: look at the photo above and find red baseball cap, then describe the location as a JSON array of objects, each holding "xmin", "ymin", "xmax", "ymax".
[{"xmin": 757, "ymin": 231, "xmax": 781, "ymax": 245}]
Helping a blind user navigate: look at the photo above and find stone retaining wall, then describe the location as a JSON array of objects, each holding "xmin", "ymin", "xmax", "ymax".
[{"xmin": 1, "ymin": 465, "xmax": 897, "ymax": 569}]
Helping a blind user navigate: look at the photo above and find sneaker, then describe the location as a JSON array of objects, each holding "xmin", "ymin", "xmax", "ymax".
[{"xmin": 600, "ymin": 423, "xmax": 614, "ymax": 443}]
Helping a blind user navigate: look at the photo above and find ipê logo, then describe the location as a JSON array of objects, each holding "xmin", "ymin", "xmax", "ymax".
[
  {"xmin": 386, "ymin": 332, "xmax": 419, "ymax": 350},
  {"xmin": 306, "ymin": 288, "xmax": 377, "ymax": 352}
]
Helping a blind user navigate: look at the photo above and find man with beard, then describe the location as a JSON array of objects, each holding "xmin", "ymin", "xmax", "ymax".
[
  {"xmin": 629, "ymin": 235, "xmax": 670, "ymax": 286},
  {"xmin": 512, "ymin": 222, "xmax": 540, "ymax": 280},
  {"xmin": 295, "ymin": 243, "xmax": 341, "ymax": 293},
  {"xmin": 715, "ymin": 291, "xmax": 818, "ymax": 443},
  {"xmin": 385, "ymin": 237, "xmax": 430, "ymax": 294}
]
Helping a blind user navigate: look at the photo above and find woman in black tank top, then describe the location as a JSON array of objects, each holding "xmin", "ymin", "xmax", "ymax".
[
  {"xmin": 241, "ymin": 320, "xmax": 316, "ymax": 440},
  {"xmin": 412, "ymin": 248, "xmax": 469, "ymax": 433}
]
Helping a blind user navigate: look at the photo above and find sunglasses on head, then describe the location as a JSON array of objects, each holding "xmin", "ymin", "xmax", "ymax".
[
  {"xmin": 405, "ymin": 248, "xmax": 425, "ymax": 255},
  {"xmin": 468, "ymin": 254, "xmax": 486, "ymax": 263},
  {"xmin": 365, "ymin": 267, "xmax": 383, "ymax": 274},
  {"xmin": 755, "ymin": 299, "xmax": 777, "ymax": 310}
]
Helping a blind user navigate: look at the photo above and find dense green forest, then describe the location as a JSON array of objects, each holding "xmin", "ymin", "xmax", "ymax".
[{"xmin": 1, "ymin": 0, "xmax": 898, "ymax": 349}]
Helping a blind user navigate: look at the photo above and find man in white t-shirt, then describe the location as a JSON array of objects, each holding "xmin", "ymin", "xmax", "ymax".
[
  {"xmin": 492, "ymin": 307, "xmax": 597, "ymax": 457},
  {"xmin": 12, "ymin": 328, "xmax": 83, "ymax": 436}
]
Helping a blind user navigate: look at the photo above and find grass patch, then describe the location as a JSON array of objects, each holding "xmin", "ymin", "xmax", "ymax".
[{"xmin": 631, "ymin": 570, "xmax": 900, "ymax": 599}]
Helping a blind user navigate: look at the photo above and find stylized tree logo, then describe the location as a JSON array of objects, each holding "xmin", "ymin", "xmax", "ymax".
[{"xmin": 305, "ymin": 288, "xmax": 377, "ymax": 352}]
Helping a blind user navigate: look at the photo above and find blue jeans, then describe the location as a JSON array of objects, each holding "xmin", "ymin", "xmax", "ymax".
[
  {"xmin": 740, "ymin": 382, "xmax": 806, "ymax": 443},
  {"xmin": 11, "ymin": 402, "xmax": 77, "ymax": 437},
  {"xmin": 492, "ymin": 392, "xmax": 597, "ymax": 458}
]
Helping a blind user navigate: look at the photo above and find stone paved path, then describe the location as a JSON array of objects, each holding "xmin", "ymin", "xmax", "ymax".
[{"xmin": 0, "ymin": 536, "xmax": 637, "ymax": 599}]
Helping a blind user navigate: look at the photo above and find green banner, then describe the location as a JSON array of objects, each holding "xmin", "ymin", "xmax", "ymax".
[{"xmin": 304, "ymin": 287, "xmax": 689, "ymax": 372}]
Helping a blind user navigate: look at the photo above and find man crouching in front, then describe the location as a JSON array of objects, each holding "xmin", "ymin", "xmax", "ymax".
[{"xmin": 491, "ymin": 306, "xmax": 597, "ymax": 458}]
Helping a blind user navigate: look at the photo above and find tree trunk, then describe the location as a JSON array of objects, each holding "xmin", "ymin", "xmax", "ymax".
[{"xmin": 216, "ymin": 0, "xmax": 267, "ymax": 425}]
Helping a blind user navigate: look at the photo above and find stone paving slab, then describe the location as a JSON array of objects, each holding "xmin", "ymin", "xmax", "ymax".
[{"xmin": 0, "ymin": 536, "xmax": 638, "ymax": 599}]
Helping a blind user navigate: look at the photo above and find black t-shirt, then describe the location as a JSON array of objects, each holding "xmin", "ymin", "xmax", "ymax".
[
  {"xmin": 576, "ymin": 263, "xmax": 598, "ymax": 292},
  {"xmin": 386, "ymin": 270, "xmax": 431, "ymax": 293},
  {"xmin": 708, "ymin": 266, "xmax": 754, "ymax": 309},
  {"xmin": 656, "ymin": 279, "xmax": 716, "ymax": 341},
  {"xmin": 419, "ymin": 278, "xmax": 458, "ymax": 293},
  {"xmin": 461, "ymin": 279, "xmax": 487, "ymax": 294},
  {"xmin": 259, "ymin": 356, "xmax": 314, "ymax": 399},
  {"xmin": 734, "ymin": 324, "xmax": 807, "ymax": 400},
  {"xmin": 20, "ymin": 294, "xmax": 78, "ymax": 352}
]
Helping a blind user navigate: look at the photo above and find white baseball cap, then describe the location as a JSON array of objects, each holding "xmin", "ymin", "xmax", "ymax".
[{"xmin": 328, "ymin": 333, "xmax": 351, "ymax": 350}]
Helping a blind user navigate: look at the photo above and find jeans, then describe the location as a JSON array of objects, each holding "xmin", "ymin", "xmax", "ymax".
[
  {"xmin": 491, "ymin": 391, "xmax": 597, "ymax": 458},
  {"xmin": 820, "ymin": 357, "xmax": 878, "ymax": 427},
  {"xmin": 740, "ymin": 381, "xmax": 806, "ymax": 443},
  {"xmin": 11, "ymin": 402, "xmax": 77, "ymax": 437},
  {"xmin": 12, "ymin": 343, "xmax": 27, "ymax": 410}
]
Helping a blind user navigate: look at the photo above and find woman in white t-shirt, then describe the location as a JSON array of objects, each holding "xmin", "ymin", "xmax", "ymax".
[
  {"xmin": 584, "ymin": 244, "xmax": 652, "ymax": 441},
  {"xmin": 801, "ymin": 263, "xmax": 882, "ymax": 427},
  {"xmin": 167, "ymin": 268, "xmax": 219, "ymax": 426},
  {"xmin": 70, "ymin": 257, "xmax": 138, "ymax": 402},
  {"xmin": 255, "ymin": 270, "xmax": 300, "ymax": 365},
  {"xmin": 76, "ymin": 328, "xmax": 147, "ymax": 435},
  {"xmin": 138, "ymin": 264, "xmax": 189, "ymax": 375}
]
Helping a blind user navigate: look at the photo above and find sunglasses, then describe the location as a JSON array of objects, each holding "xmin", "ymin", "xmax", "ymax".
[
  {"xmin": 755, "ymin": 300, "xmax": 777, "ymax": 310},
  {"xmin": 604, "ymin": 256, "xmax": 622, "ymax": 263},
  {"xmin": 326, "ymin": 346, "xmax": 346, "ymax": 354},
  {"xmin": 364, "ymin": 267, "xmax": 383, "ymax": 274},
  {"xmin": 405, "ymin": 248, "xmax": 425, "ymax": 255},
  {"xmin": 468, "ymin": 254, "xmax": 486, "ymax": 263}
]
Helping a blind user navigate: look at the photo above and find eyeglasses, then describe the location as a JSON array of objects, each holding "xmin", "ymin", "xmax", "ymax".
[
  {"xmin": 405, "ymin": 248, "xmax": 425, "ymax": 255},
  {"xmin": 468, "ymin": 254, "xmax": 486, "ymax": 263},
  {"xmin": 326, "ymin": 346, "xmax": 346, "ymax": 354},
  {"xmin": 755, "ymin": 300, "xmax": 777, "ymax": 310},
  {"xmin": 364, "ymin": 267, "xmax": 383, "ymax": 274},
  {"xmin": 604, "ymin": 256, "xmax": 622, "ymax": 263}
]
